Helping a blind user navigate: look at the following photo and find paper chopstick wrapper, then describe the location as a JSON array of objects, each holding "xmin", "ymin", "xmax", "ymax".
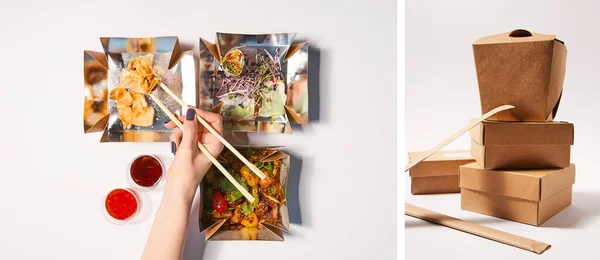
[{"xmin": 405, "ymin": 203, "xmax": 550, "ymax": 254}]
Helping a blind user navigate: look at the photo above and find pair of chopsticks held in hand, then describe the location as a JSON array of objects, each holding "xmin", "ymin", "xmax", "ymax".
[{"xmin": 146, "ymin": 80, "xmax": 264, "ymax": 203}]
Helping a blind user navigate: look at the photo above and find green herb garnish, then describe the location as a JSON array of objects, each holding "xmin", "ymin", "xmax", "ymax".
[
  {"xmin": 264, "ymin": 162, "xmax": 273, "ymax": 172},
  {"xmin": 228, "ymin": 191, "xmax": 243, "ymax": 202},
  {"xmin": 219, "ymin": 176, "xmax": 248, "ymax": 192},
  {"xmin": 245, "ymin": 148, "xmax": 258, "ymax": 156},
  {"xmin": 240, "ymin": 202, "xmax": 254, "ymax": 216}
]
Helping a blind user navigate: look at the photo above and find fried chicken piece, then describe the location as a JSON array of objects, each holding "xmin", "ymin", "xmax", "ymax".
[
  {"xmin": 119, "ymin": 54, "xmax": 160, "ymax": 94},
  {"xmin": 230, "ymin": 205, "xmax": 242, "ymax": 224},
  {"xmin": 109, "ymin": 87, "xmax": 155, "ymax": 129},
  {"xmin": 211, "ymin": 210, "xmax": 233, "ymax": 219},
  {"xmin": 254, "ymin": 197, "xmax": 270, "ymax": 217},
  {"xmin": 270, "ymin": 204, "xmax": 279, "ymax": 223},
  {"xmin": 258, "ymin": 173, "xmax": 274, "ymax": 188},
  {"xmin": 131, "ymin": 106, "xmax": 154, "ymax": 126},
  {"xmin": 257, "ymin": 201, "xmax": 279, "ymax": 226}
]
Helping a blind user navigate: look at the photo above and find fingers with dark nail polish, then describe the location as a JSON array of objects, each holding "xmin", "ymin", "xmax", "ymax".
[
  {"xmin": 171, "ymin": 141, "xmax": 177, "ymax": 154},
  {"xmin": 186, "ymin": 108, "xmax": 195, "ymax": 121}
]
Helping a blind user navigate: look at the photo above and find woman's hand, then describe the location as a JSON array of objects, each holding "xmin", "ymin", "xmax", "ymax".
[
  {"xmin": 164, "ymin": 107, "xmax": 224, "ymax": 195},
  {"xmin": 142, "ymin": 108, "xmax": 223, "ymax": 260}
]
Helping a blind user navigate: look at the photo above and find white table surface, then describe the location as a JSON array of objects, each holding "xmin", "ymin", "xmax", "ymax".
[
  {"xmin": 406, "ymin": 0, "xmax": 600, "ymax": 259},
  {"xmin": 0, "ymin": 0, "xmax": 397, "ymax": 259}
]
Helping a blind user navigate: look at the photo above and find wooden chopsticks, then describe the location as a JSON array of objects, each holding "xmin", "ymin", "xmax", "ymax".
[
  {"xmin": 148, "ymin": 93, "xmax": 255, "ymax": 203},
  {"xmin": 156, "ymin": 81, "xmax": 267, "ymax": 180}
]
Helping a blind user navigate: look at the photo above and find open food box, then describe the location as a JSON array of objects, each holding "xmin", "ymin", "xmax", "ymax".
[
  {"xmin": 200, "ymin": 146, "xmax": 290, "ymax": 241},
  {"xmin": 473, "ymin": 29, "xmax": 567, "ymax": 121},
  {"xmin": 199, "ymin": 33, "xmax": 309, "ymax": 134},
  {"xmin": 83, "ymin": 37, "xmax": 195, "ymax": 142}
]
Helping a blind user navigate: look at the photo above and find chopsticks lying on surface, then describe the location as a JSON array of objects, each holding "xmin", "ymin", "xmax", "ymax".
[
  {"xmin": 156, "ymin": 80, "xmax": 267, "ymax": 180},
  {"xmin": 405, "ymin": 203, "xmax": 550, "ymax": 254},
  {"xmin": 148, "ymin": 93, "xmax": 255, "ymax": 203}
]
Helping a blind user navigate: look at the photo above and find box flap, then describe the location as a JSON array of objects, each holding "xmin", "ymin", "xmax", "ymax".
[
  {"xmin": 285, "ymin": 105, "xmax": 307, "ymax": 124},
  {"xmin": 211, "ymin": 102, "xmax": 224, "ymax": 114},
  {"xmin": 206, "ymin": 227, "xmax": 284, "ymax": 241},
  {"xmin": 547, "ymin": 40, "xmax": 567, "ymax": 119},
  {"xmin": 459, "ymin": 163, "xmax": 575, "ymax": 201},
  {"xmin": 200, "ymin": 38, "xmax": 221, "ymax": 63},
  {"xmin": 470, "ymin": 120, "xmax": 574, "ymax": 146},
  {"xmin": 284, "ymin": 42, "xmax": 308, "ymax": 62},
  {"xmin": 261, "ymin": 150, "xmax": 289, "ymax": 162},
  {"xmin": 262, "ymin": 224, "xmax": 286, "ymax": 240},
  {"xmin": 203, "ymin": 219, "xmax": 226, "ymax": 240},
  {"xmin": 83, "ymin": 50, "xmax": 109, "ymax": 134},
  {"xmin": 473, "ymin": 29, "xmax": 556, "ymax": 45}
]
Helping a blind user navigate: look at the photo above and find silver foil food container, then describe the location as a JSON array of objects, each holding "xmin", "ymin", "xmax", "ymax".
[
  {"xmin": 83, "ymin": 37, "xmax": 196, "ymax": 142},
  {"xmin": 199, "ymin": 33, "xmax": 309, "ymax": 134},
  {"xmin": 200, "ymin": 146, "xmax": 290, "ymax": 241}
]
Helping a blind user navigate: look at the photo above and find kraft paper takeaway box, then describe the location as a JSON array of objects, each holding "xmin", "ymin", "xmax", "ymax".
[
  {"xmin": 470, "ymin": 119, "xmax": 574, "ymax": 170},
  {"xmin": 408, "ymin": 150, "xmax": 475, "ymax": 194},
  {"xmin": 473, "ymin": 29, "xmax": 567, "ymax": 121},
  {"xmin": 459, "ymin": 163, "xmax": 575, "ymax": 226}
]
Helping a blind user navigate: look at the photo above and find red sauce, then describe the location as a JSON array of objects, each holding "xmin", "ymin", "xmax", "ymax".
[
  {"xmin": 105, "ymin": 189, "xmax": 138, "ymax": 220},
  {"xmin": 130, "ymin": 155, "xmax": 162, "ymax": 187}
]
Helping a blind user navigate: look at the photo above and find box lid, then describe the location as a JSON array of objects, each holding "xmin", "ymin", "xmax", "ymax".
[
  {"xmin": 470, "ymin": 119, "xmax": 574, "ymax": 146},
  {"xmin": 409, "ymin": 150, "xmax": 474, "ymax": 177},
  {"xmin": 473, "ymin": 29, "xmax": 559, "ymax": 45},
  {"xmin": 459, "ymin": 162, "xmax": 576, "ymax": 201}
]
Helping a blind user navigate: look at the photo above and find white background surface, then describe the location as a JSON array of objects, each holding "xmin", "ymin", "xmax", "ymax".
[
  {"xmin": 406, "ymin": 0, "xmax": 600, "ymax": 259},
  {"xmin": 0, "ymin": 1, "xmax": 397, "ymax": 259}
]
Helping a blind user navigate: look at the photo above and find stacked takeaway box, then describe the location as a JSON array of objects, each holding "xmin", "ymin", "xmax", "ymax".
[
  {"xmin": 408, "ymin": 150, "xmax": 475, "ymax": 195},
  {"xmin": 459, "ymin": 29, "xmax": 574, "ymax": 226}
]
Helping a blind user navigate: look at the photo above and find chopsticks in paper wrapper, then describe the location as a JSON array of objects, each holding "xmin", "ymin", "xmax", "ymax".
[
  {"xmin": 405, "ymin": 204, "xmax": 551, "ymax": 254},
  {"xmin": 404, "ymin": 104, "xmax": 551, "ymax": 254},
  {"xmin": 404, "ymin": 203, "xmax": 550, "ymax": 254}
]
